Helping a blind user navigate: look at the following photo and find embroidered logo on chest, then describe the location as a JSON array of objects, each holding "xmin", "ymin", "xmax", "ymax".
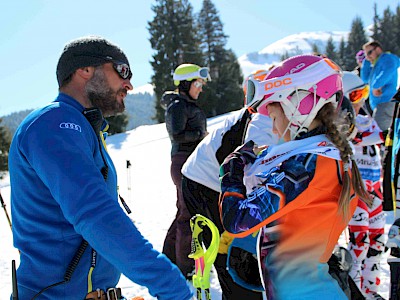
[{"xmin": 59, "ymin": 122, "xmax": 82, "ymax": 132}]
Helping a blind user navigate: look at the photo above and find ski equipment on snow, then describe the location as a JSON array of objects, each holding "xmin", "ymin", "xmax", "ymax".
[
  {"xmin": 0, "ymin": 189, "xmax": 12, "ymax": 230},
  {"xmin": 12, "ymin": 260, "xmax": 18, "ymax": 300},
  {"xmin": 189, "ymin": 214, "xmax": 220, "ymax": 300}
]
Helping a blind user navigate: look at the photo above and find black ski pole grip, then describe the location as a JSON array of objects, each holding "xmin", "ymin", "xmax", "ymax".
[{"xmin": 12, "ymin": 260, "xmax": 18, "ymax": 300}]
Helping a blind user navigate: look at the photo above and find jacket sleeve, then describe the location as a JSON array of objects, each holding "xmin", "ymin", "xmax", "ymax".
[
  {"xmin": 166, "ymin": 101, "xmax": 203, "ymax": 142},
  {"xmin": 220, "ymin": 156, "xmax": 311, "ymax": 237},
  {"xmin": 216, "ymin": 109, "xmax": 251, "ymax": 164},
  {"xmin": 360, "ymin": 59, "xmax": 372, "ymax": 84},
  {"xmin": 20, "ymin": 109, "xmax": 193, "ymax": 300}
]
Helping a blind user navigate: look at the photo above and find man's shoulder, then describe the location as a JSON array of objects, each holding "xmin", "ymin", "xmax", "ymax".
[
  {"xmin": 380, "ymin": 52, "xmax": 400, "ymax": 64},
  {"xmin": 19, "ymin": 101, "xmax": 89, "ymax": 137}
]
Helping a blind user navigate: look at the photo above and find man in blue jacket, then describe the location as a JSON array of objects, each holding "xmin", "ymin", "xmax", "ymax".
[
  {"xmin": 8, "ymin": 36, "xmax": 193, "ymax": 300},
  {"xmin": 361, "ymin": 40, "xmax": 400, "ymax": 134}
]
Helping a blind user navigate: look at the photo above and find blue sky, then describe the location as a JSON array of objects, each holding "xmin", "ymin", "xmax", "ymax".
[{"xmin": 0, "ymin": 0, "xmax": 398, "ymax": 116}]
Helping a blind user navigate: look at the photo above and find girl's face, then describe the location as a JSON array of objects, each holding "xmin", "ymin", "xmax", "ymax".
[
  {"xmin": 188, "ymin": 79, "xmax": 205, "ymax": 100},
  {"xmin": 266, "ymin": 103, "xmax": 291, "ymax": 141}
]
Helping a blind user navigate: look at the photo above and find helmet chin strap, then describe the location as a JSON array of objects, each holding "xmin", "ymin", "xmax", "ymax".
[{"xmin": 284, "ymin": 88, "xmax": 317, "ymax": 140}]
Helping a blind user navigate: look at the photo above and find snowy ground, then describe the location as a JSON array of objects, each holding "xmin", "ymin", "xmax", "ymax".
[{"xmin": 0, "ymin": 115, "xmax": 395, "ymax": 299}]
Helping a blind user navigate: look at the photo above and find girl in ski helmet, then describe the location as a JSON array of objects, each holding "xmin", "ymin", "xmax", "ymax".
[
  {"xmin": 219, "ymin": 54, "xmax": 371, "ymax": 299},
  {"xmin": 343, "ymin": 71, "xmax": 387, "ymax": 299},
  {"xmin": 163, "ymin": 63, "xmax": 210, "ymax": 279}
]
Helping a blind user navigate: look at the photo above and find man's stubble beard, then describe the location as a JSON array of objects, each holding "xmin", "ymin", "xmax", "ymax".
[{"xmin": 85, "ymin": 68, "xmax": 126, "ymax": 117}]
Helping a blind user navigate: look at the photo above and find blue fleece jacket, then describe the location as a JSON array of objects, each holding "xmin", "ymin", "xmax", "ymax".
[
  {"xmin": 9, "ymin": 93, "xmax": 192, "ymax": 299},
  {"xmin": 360, "ymin": 52, "xmax": 400, "ymax": 110}
]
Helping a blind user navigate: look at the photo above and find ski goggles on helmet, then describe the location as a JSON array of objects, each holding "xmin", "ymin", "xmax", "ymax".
[
  {"xmin": 246, "ymin": 58, "xmax": 342, "ymax": 108},
  {"xmin": 348, "ymin": 85, "xmax": 369, "ymax": 104},
  {"xmin": 173, "ymin": 67, "xmax": 211, "ymax": 82}
]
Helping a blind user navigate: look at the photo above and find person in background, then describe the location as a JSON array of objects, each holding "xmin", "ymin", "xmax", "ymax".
[
  {"xmin": 182, "ymin": 69, "xmax": 278, "ymax": 299},
  {"xmin": 342, "ymin": 71, "xmax": 387, "ymax": 299},
  {"xmin": 354, "ymin": 50, "xmax": 365, "ymax": 76},
  {"xmin": 8, "ymin": 36, "xmax": 193, "ymax": 299},
  {"xmin": 354, "ymin": 49, "xmax": 374, "ymax": 116},
  {"xmin": 219, "ymin": 55, "xmax": 372, "ymax": 299},
  {"xmin": 361, "ymin": 40, "xmax": 400, "ymax": 136},
  {"xmin": 163, "ymin": 63, "xmax": 210, "ymax": 279}
]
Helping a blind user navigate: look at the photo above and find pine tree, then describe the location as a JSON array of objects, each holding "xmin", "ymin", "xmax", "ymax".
[
  {"xmin": 325, "ymin": 36, "xmax": 337, "ymax": 62},
  {"xmin": 311, "ymin": 43, "xmax": 320, "ymax": 55},
  {"xmin": 379, "ymin": 7, "xmax": 396, "ymax": 52},
  {"xmin": 394, "ymin": 5, "xmax": 400, "ymax": 55},
  {"xmin": 148, "ymin": 0, "xmax": 203, "ymax": 122},
  {"xmin": 346, "ymin": 17, "xmax": 367, "ymax": 70},
  {"xmin": 0, "ymin": 119, "xmax": 11, "ymax": 173},
  {"xmin": 280, "ymin": 51, "xmax": 290, "ymax": 61},
  {"xmin": 196, "ymin": 0, "xmax": 243, "ymax": 116},
  {"xmin": 337, "ymin": 37, "xmax": 347, "ymax": 70},
  {"xmin": 371, "ymin": 3, "xmax": 382, "ymax": 42}
]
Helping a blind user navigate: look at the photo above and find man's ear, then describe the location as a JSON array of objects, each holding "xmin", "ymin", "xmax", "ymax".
[{"xmin": 75, "ymin": 66, "xmax": 95, "ymax": 80}]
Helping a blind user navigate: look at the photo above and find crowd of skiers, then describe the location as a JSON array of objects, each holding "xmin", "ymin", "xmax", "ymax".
[
  {"xmin": 162, "ymin": 40, "xmax": 400, "ymax": 300},
  {"xmin": 6, "ymin": 34, "xmax": 400, "ymax": 300}
]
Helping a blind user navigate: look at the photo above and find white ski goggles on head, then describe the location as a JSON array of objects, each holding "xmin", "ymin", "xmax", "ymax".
[
  {"xmin": 173, "ymin": 67, "xmax": 211, "ymax": 82},
  {"xmin": 246, "ymin": 58, "xmax": 342, "ymax": 108}
]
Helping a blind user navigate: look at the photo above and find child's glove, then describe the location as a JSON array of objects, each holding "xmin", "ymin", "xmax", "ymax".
[
  {"xmin": 220, "ymin": 140, "xmax": 257, "ymax": 184},
  {"xmin": 233, "ymin": 140, "xmax": 257, "ymax": 165}
]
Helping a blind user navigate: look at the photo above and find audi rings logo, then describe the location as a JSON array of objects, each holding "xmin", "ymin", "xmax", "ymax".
[{"xmin": 59, "ymin": 122, "xmax": 82, "ymax": 132}]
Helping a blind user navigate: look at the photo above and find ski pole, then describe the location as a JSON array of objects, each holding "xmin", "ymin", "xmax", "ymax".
[
  {"xmin": 189, "ymin": 214, "xmax": 220, "ymax": 300},
  {"xmin": 12, "ymin": 260, "xmax": 18, "ymax": 300},
  {"xmin": 0, "ymin": 189, "xmax": 12, "ymax": 230},
  {"xmin": 126, "ymin": 160, "xmax": 132, "ymax": 203}
]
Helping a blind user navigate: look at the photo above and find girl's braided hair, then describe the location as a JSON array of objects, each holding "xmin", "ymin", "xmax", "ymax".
[{"xmin": 315, "ymin": 102, "xmax": 372, "ymax": 217}]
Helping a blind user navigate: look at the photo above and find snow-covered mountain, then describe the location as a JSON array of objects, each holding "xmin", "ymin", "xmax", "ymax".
[{"xmin": 238, "ymin": 31, "xmax": 348, "ymax": 77}]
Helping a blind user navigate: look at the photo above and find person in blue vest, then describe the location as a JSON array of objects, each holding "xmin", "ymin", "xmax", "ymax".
[
  {"xmin": 8, "ymin": 36, "xmax": 193, "ymax": 300},
  {"xmin": 360, "ymin": 40, "xmax": 400, "ymax": 135}
]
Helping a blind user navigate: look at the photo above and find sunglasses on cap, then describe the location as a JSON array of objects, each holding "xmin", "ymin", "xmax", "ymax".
[
  {"xmin": 366, "ymin": 47, "xmax": 377, "ymax": 56},
  {"xmin": 111, "ymin": 61, "xmax": 132, "ymax": 80},
  {"xmin": 349, "ymin": 85, "xmax": 369, "ymax": 104},
  {"xmin": 173, "ymin": 67, "xmax": 211, "ymax": 82},
  {"xmin": 76, "ymin": 54, "xmax": 132, "ymax": 80}
]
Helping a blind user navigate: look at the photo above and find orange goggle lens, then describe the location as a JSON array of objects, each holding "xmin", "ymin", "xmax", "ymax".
[{"xmin": 349, "ymin": 85, "xmax": 369, "ymax": 103}]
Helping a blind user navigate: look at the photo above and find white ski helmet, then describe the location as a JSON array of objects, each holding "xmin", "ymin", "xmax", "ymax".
[
  {"xmin": 173, "ymin": 63, "xmax": 211, "ymax": 86},
  {"xmin": 246, "ymin": 54, "xmax": 343, "ymax": 139},
  {"xmin": 342, "ymin": 71, "xmax": 369, "ymax": 104}
]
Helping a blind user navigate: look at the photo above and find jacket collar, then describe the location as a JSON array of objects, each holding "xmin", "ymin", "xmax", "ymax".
[{"xmin": 55, "ymin": 93, "xmax": 86, "ymax": 112}]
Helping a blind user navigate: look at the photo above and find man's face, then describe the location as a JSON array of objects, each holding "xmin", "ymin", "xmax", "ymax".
[
  {"xmin": 85, "ymin": 63, "xmax": 131, "ymax": 117},
  {"xmin": 364, "ymin": 45, "xmax": 379, "ymax": 62}
]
